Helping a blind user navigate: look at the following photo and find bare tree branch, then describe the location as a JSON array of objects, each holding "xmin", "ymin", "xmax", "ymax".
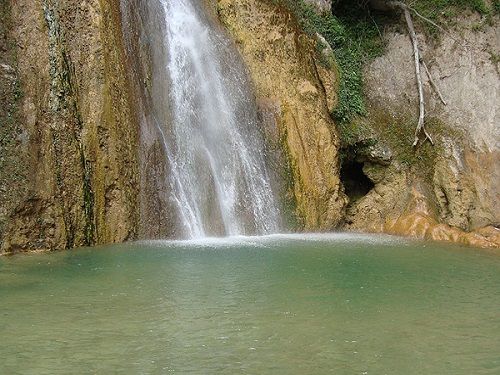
[
  {"xmin": 380, "ymin": 1, "xmax": 434, "ymax": 146},
  {"xmin": 410, "ymin": 8, "xmax": 446, "ymax": 33},
  {"xmin": 410, "ymin": 6, "xmax": 468, "ymax": 49},
  {"xmin": 404, "ymin": 9, "xmax": 432, "ymax": 146},
  {"xmin": 422, "ymin": 60, "xmax": 447, "ymax": 105}
]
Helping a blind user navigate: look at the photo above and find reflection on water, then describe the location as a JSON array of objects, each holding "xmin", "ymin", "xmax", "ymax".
[{"xmin": 1, "ymin": 234, "xmax": 499, "ymax": 374}]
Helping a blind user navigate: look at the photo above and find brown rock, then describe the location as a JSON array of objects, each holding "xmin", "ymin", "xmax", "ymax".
[
  {"xmin": 216, "ymin": 0, "xmax": 347, "ymax": 230},
  {"xmin": 0, "ymin": 0, "xmax": 139, "ymax": 254},
  {"xmin": 383, "ymin": 189, "xmax": 500, "ymax": 249}
]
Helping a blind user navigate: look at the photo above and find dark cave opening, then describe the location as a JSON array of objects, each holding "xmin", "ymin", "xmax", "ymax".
[{"xmin": 340, "ymin": 160, "xmax": 374, "ymax": 201}]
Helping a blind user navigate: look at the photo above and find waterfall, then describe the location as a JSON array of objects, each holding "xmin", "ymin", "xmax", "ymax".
[{"xmin": 120, "ymin": 0, "xmax": 281, "ymax": 238}]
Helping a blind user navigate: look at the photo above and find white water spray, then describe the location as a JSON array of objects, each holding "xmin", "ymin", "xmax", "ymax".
[{"xmin": 122, "ymin": 0, "xmax": 281, "ymax": 238}]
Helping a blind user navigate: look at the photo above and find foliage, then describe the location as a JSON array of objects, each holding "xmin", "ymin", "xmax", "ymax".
[
  {"xmin": 489, "ymin": 51, "xmax": 500, "ymax": 65},
  {"xmin": 276, "ymin": 0, "xmax": 496, "ymax": 125},
  {"xmin": 275, "ymin": 0, "xmax": 386, "ymax": 124},
  {"xmin": 406, "ymin": 0, "xmax": 495, "ymax": 35},
  {"xmin": 495, "ymin": 0, "xmax": 500, "ymax": 14},
  {"xmin": 412, "ymin": 0, "xmax": 490, "ymax": 17}
]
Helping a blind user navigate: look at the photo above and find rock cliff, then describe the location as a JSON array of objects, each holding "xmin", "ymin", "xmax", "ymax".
[
  {"xmin": 340, "ymin": 7, "xmax": 499, "ymax": 247},
  {"xmin": 1, "ymin": 0, "xmax": 498, "ymax": 252},
  {"xmin": 214, "ymin": 0, "xmax": 499, "ymax": 248},
  {"xmin": 0, "ymin": 0, "xmax": 139, "ymax": 254},
  {"xmin": 214, "ymin": 0, "xmax": 347, "ymax": 230}
]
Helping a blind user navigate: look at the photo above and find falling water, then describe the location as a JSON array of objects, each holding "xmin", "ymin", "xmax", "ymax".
[{"xmin": 121, "ymin": 0, "xmax": 281, "ymax": 238}]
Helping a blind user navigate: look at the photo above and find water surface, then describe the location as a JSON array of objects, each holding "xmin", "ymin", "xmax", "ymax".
[{"xmin": 1, "ymin": 234, "xmax": 499, "ymax": 374}]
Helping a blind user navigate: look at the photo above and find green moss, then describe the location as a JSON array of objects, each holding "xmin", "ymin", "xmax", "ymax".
[
  {"xmin": 405, "ymin": 0, "xmax": 494, "ymax": 36},
  {"xmin": 494, "ymin": 0, "xmax": 500, "ymax": 14},
  {"xmin": 353, "ymin": 108, "xmax": 466, "ymax": 182},
  {"xmin": 488, "ymin": 49, "xmax": 500, "ymax": 62},
  {"xmin": 337, "ymin": 119, "xmax": 375, "ymax": 163},
  {"xmin": 81, "ymin": 148, "xmax": 96, "ymax": 247},
  {"xmin": 412, "ymin": 0, "xmax": 490, "ymax": 17},
  {"xmin": 0, "ymin": 0, "xmax": 28, "ymax": 238}
]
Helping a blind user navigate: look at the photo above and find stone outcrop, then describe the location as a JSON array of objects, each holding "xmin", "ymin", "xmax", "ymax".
[
  {"xmin": 0, "ymin": 0, "xmax": 139, "ymax": 254},
  {"xmin": 214, "ymin": 0, "xmax": 347, "ymax": 230},
  {"xmin": 213, "ymin": 0, "xmax": 498, "ymax": 248},
  {"xmin": 342, "ymin": 11, "xmax": 499, "ymax": 248},
  {"xmin": 384, "ymin": 188, "xmax": 500, "ymax": 249}
]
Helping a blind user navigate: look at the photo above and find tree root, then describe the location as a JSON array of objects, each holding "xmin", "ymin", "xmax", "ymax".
[
  {"xmin": 375, "ymin": 0, "xmax": 454, "ymax": 146},
  {"xmin": 367, "ymin": 0, "xmax": 454, "ymax": 145},
  {"xmin": 385, "ymin": 2, "xmax": 432, "ymax": 145},
  {"xmin": 422, "ymin": 60, "xmax": 447, "ymax": 106}
]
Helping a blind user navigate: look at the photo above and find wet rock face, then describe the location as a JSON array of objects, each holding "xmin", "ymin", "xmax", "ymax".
[
  {"xmin": 338, "ymin": 12, "xmax": 500, "ymax": 248},
  {"xmin": 0, "ymin": 0, "xmax": 139, "ymax": 253},
  {"xmin": 215, "ymin": 0, "xmax": 347, "ymax": 230},
  {"xmin": 0, "ymin": 1, "xmax": 28, "ymax": 250},
  {"xmin": 431, "ymin": 146, "xmax": 499, "ymax": 232}
]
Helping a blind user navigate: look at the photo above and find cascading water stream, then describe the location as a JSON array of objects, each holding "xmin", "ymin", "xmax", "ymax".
[{"xmin": 121, "ymin": 0, "xmax": 282, "ymax": 238}]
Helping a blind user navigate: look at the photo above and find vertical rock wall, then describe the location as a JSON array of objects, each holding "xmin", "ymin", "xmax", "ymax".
[
  {"xmin": 119, "ymin": 0, "xmax": 180, "ymax": 239},
  {"xmin": 215, "ymin": 0, "xmax": 347, "ymax": 230},
  {"xmin": 0, "ymin": 0, "xmax": 139, "ymax": 253}
]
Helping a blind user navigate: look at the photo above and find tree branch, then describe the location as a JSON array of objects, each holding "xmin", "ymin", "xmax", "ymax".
[
  {"xmin": 422, "ymin": 60, "xmax": 447, "ymax": 105},
  {"xmin": 384, "ymin": 1, "xmax": 434, "ymax": 146},
  {"xmin": 410, "ymin": 8, "xmax": 446, "ymax": 33}
]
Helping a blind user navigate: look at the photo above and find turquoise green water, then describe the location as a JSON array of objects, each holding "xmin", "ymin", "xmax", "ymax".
[{"xmin": 1, "ymin": 234, "xmax": 499, "ymax": 374}]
